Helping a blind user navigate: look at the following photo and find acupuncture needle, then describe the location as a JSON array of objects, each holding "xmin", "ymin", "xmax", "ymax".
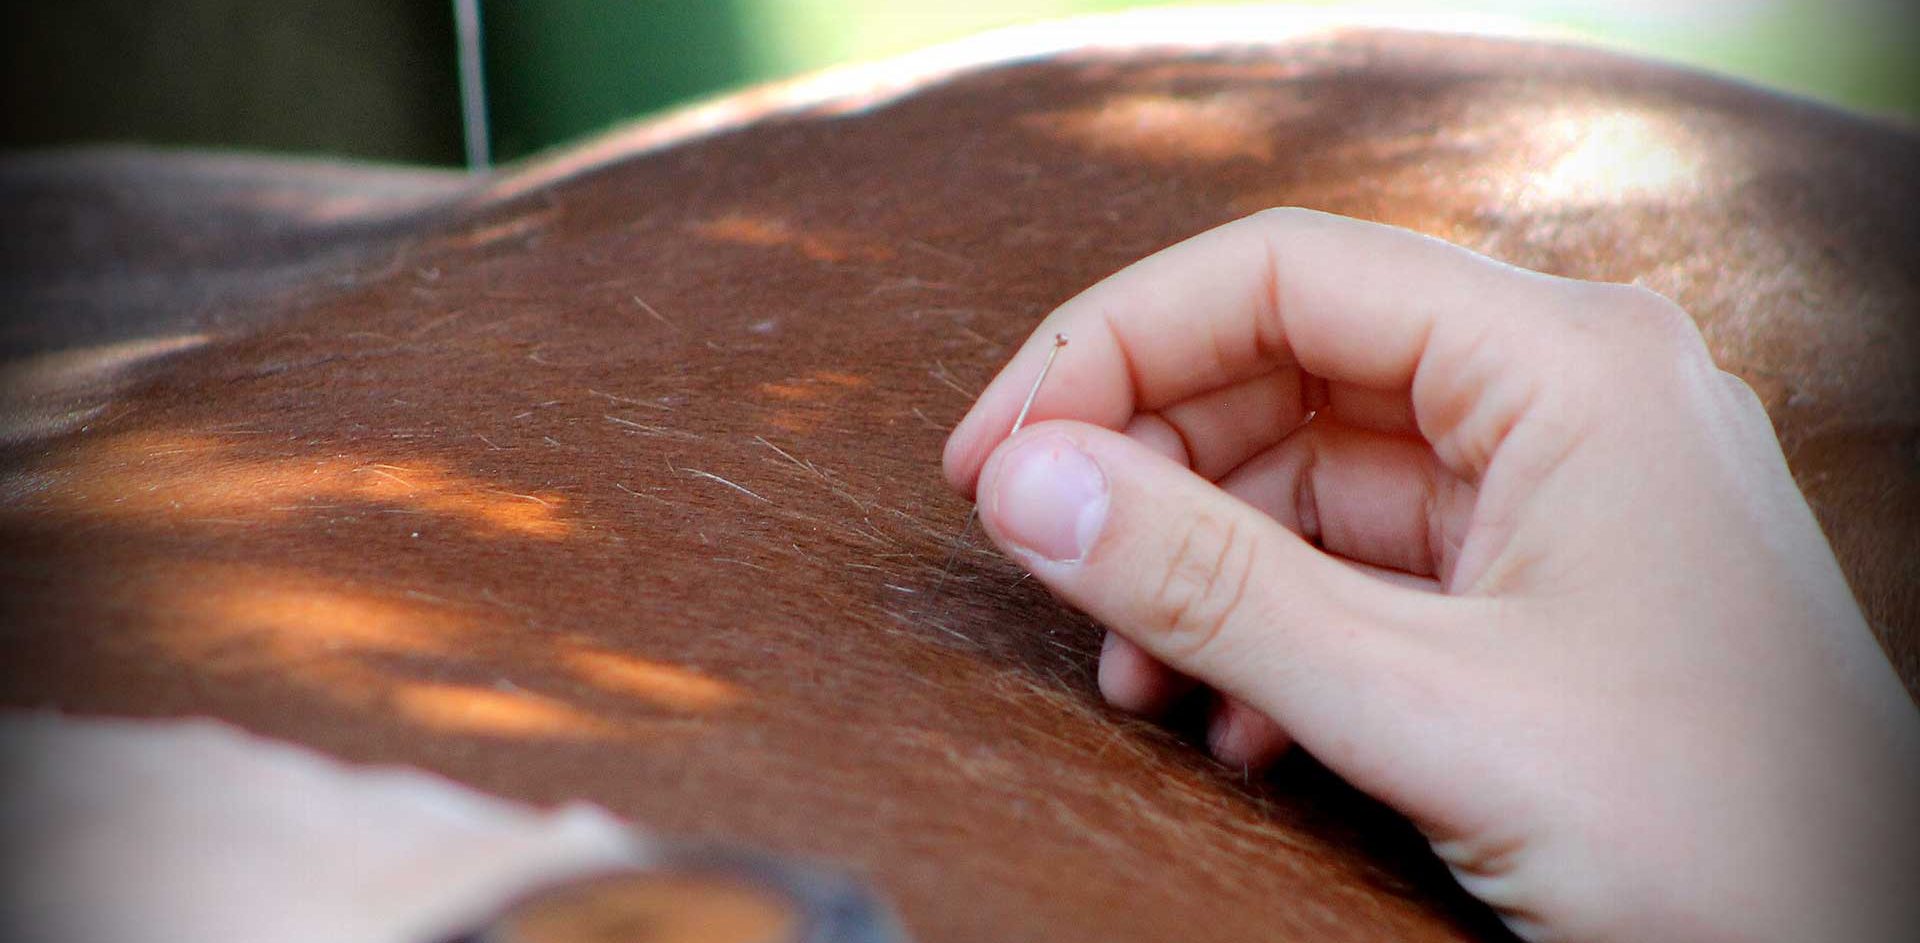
[{"xmin": 930, "ymin": 333, "xmax": 1069, "ymax": 611}]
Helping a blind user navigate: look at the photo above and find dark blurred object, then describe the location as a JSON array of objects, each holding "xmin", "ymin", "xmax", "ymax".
[
  {"xmin": 0, "ymin": 1, "xmax": 755, "ymax": 167},
  {"xmin": 1, "ymin": 0, "xmax": 463, "ymax": 164},
  {"xmin": 467, "ymin": 843, "xmax": 910, "ymax": 943}
]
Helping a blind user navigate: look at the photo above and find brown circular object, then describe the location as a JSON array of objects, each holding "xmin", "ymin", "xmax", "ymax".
[{"xmin": 486, "ymin": 872, "xmax": 802, "ymax": 943}]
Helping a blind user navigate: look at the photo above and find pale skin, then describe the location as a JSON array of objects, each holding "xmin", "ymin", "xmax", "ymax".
[{"xmin": 942, "ymin": 209, "xmax": 1920, "ymax": 942}]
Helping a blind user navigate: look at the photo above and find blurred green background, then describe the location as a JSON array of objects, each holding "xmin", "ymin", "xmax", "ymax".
[{"xmin": 4, "ymin": 1, "xmax": 1915, "ymax": 167}]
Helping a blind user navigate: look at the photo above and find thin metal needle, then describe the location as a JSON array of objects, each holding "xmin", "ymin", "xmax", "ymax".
[
  {"xmin": 1009, "ymin": 333, "xmax": 1070, "ymax": 438},
  {"xmin": 928, "ymin": 334, "xmax": 1069, "ymax": 621}
]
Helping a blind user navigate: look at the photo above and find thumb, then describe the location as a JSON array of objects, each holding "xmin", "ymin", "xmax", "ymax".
[{"xmin": 975, "ymin": 419, "xmax": 1461, "ymax": 789}]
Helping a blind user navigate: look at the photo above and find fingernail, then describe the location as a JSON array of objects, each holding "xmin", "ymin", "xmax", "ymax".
[{"xmin": 989, "ymin": 435, "xmax": 1108, "ymax": 563}]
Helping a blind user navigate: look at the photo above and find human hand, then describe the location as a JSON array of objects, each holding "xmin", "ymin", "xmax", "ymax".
[{"xmin": 942, "ymin": 209, "xmax": 1920, "ymax": 942}]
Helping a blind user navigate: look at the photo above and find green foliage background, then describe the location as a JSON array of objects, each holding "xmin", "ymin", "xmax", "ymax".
[{"xmin": 481, "ymin": 1, "xmax": 1918, "ymax": 162}]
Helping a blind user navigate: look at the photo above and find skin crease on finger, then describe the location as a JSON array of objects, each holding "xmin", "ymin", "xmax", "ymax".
[{"xmin": 959, "ymin": 212, "xmax": 1920, "ymax": 942}]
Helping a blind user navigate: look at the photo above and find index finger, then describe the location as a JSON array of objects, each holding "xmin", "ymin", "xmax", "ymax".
[{"xmin": 941, "ymin": 208, "xmax": 1573, "ymax": 495}]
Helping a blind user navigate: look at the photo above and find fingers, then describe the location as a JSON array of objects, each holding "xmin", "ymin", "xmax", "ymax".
[
  {"xmin": 1102, "ymin": 632, "xmax": 1292, "ymax": 770},
  {"xmin": 1104, "ymin": 416, "xmax": 1461, "ymax": 771},
  {"xmin": 1322, "ymin": 383, "xmax": 1419, "ymax": 437},
  {"xmin": 1096, "ymin": 632, "xmax": 1195, "ymax": 715},
  {"xmin": 1206, "ymin": 696, "xmax": 1293, "ymax": 771},
  {"xmin": 944, "ymin": 208, "xmax": 1579, "ymax": 495},
  {"xmin": 1220, "ymin": 418, "xmax": 1477, "ymax": 585},
  {"xmin": 975, "ymin": 418, "xmax": 1455, "ymax": 764},
  {"xmin": 1121, "ymin": 376, "xmax": 1420, "ymax": 481},
  {"xmin": 1123, "ymin": 368, "xmax": 1310, "ymax": 479}
]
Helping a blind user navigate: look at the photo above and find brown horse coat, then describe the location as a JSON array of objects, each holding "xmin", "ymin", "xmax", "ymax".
[{"xmin": 3, "ymin": 17, "xmax": 1915, "ymax": 942}]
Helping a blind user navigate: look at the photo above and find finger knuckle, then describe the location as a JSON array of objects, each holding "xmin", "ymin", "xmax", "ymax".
[
  {"xmin": 1144, "ymin": 512, "xmax": 1260, "ymax": 661},
  {"xmin": 1587, "ymin": 282, "xmax": 1699, "ymax": 350},
  {"xmin": 1248, "ymin": 205, "xmax": 1312, "ymax": 229},
  {"xmin": 1718, "ymin": 368, "xmax": 1762, "ymax": 403},
  {"xmin": 1716, "ymin": 369, "xmax": 1779, "ymax": 425},
  {"xmin": 1246, "ymin": 206, "xmax": 1331, "ymax": 249},
  {"xmin": 1544, "ymin": 282, "xmax": 1705, "ymax": 402}
]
